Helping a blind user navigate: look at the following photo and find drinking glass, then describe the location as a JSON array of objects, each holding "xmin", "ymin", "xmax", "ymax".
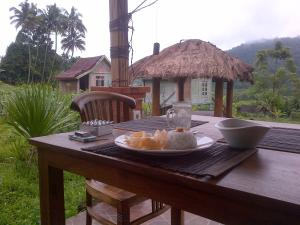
[{"xmin": 166, "ymin": 101, "xmax": 192, "ymax": 130}]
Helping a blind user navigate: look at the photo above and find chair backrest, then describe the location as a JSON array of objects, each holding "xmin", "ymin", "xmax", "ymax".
[{"xmin": 71, "ymin": 91, "xmax": 136, "ymax": 123}]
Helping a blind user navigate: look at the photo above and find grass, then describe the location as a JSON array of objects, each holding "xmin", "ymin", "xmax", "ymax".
[
  {"xmin": 235, "ymin": 113, "xmax": 300, "ymax": 124},
  {"xmin": 0, "ymin": 83, "xmax": 85, "ymax": 224},
  {"xmin": 0, "ymin": 116, "xmax": 84, "ymax": 224}
]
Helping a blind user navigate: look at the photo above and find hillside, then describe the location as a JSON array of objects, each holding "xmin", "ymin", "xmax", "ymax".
[{"xmin": 227, "ymin": 36, "xmax": 300, "ymax": 74}]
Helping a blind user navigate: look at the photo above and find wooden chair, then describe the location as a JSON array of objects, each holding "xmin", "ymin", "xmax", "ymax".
[{"xmin": 71, "ymin": 91, "xmax": 170, "ymax": 225}]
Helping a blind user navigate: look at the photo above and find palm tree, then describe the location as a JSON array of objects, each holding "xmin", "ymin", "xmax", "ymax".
[
  {"xmin": 10, "ymin": 0, "xmax": 38, "ymax": 83},
  {"xmin": 61, "ymin": 32, "xmax": 86, "ymax": 57},
  {"xmin": 39, "ymin": 4, "xmax": 65, "ymax": 81},
  {"xmin": 61, "ymin": 7, "xmax": 87, "ymax": 57},
  {"xmin": 10, "ymin": 0, "xmax": 37, "ymax": 31}
]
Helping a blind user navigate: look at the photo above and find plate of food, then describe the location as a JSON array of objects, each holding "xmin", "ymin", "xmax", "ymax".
[{"xmin": 114, "ymin": 128, "xmax": 215, "ymax": 156}]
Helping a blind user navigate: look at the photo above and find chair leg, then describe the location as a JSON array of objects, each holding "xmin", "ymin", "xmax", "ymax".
[
  {"xmin": 131, "ymin": 201, "xmax": 170, "ymax": 225},
  {"xmin": 86, "ymin": 190, "xmax": 92, "ymax": 225},
  {"xmin": 117, "ymin": 204, "xmax": 130, "ymax": 225},
  {"xmin": 171, "ymin": 207, "xmax": 184, "ymax": 225}
]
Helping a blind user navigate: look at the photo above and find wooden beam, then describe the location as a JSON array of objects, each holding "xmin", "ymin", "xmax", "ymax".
[
  {"xmin": 226, "ymin": 80, "xmax": 234, "ymax": 118},
  {"xmin": 214, "ymin": 78, "xmax": 223, "ymax": 117},
  {"xmin": 177, "ymin": 78, "xmax": 185, "ymax": 101},
  {"xmin": 109, "ymin": 0, "xmax": 129, "ymax": 87},
  {"xmin": 184, "ymin": 78, "xmax": 191, "ymax": 101},
  {"xmin": 152, "ymin": 78, "xmax": 161, "ymax": 116}
]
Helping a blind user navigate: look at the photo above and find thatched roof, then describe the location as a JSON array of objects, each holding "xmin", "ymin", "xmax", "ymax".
[{"xmin": 129, "ymin": 39, "xmax": 253, "ymax": 82}]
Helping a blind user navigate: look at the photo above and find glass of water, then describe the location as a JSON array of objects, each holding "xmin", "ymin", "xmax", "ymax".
[{"xmin": 166, "ymin": 101, "xmax": 192, "ymax": 130}]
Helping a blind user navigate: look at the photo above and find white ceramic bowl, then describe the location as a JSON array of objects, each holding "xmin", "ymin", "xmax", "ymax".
[{"xmin": 215, "ymin": 118, "xmax": 271, "ymax": 149}]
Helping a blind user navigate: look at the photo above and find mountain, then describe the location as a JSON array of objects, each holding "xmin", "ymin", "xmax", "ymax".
[{"xmin": 227, "ymin": 36, "xmax": 300, "ymax": 74}]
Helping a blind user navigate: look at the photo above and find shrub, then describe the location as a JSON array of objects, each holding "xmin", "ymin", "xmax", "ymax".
[
  {"xmin": 0, "ymin": 81, "xmax": 17, "ymax": 116},
  {"xmin": 192, "ymin": 103, "xmax": 211, "ymax": 111},
  {"xmin": 4, "ymin": 84, "xmax": 79, "ymax": 138},
  {"xmin": 290, "ymin": 111, "xmax": 300, "ymax": 121}
]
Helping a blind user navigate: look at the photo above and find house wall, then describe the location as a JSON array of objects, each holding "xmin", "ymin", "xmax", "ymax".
[
  {"xmin": 136, "ymin": 78, "xmax": 212, "ymax": 106},
  {"xmin": 89, "ymin": 60, "xmax": 112, "ymax": 88},
  {"xmin": 59, "ymin": 80, "xmax": 78, "ymax": 93},
  {"xmin": 191, "ymin": 78, "xmax": 212, "ymax": 104},
  {"xmin": 143, "ymin": 79, "xmax": 177, "ymax": 106}
]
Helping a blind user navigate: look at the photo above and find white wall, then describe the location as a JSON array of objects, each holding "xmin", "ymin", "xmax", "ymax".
[
  {"xmin": 90, "ymin": 73, "xmax": 112, "ymax": 87},
  {"xmin": 136, "ymin": 78, "xmax": 212, "ymax": 106},
  {"xmin": 191, "ymin": 78, "xmax": 212, "ymax": 104}
]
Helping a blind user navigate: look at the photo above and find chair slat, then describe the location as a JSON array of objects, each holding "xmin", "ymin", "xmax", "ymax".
[
  {"xmin": 71, "ymin": 91, "xmax": 136, "ymax": 123},
  {"xmin": 116, "ymin": 100, "xmax": 121, "ymax": 123}
]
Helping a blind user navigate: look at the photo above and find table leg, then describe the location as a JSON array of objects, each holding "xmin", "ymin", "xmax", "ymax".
[
  {"xmin": 38, "ymin": 150, "xmax": 65, "ymax": 225},
  {"xmin": 171, "ymin": 207, "xmax": 184, "ymax": 225}
]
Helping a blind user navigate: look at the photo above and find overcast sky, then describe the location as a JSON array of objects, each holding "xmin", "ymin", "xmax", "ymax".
[{"xmin": 1, "ymin": 0, "xmax": 300, "ymax": 61}]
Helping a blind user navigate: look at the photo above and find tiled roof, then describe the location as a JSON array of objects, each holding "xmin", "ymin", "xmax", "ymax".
[{"xmin": 56, "ymin": 56, "xmax": 103, "ymax": 80}]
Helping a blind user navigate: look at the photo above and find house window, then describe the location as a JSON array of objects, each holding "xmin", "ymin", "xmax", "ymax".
[
  {"xmin": 202, "ymin": 81, "xmax": 208, "ymax": 96},
  {"xmin": 96, "ymin": 75, "xmax": 105, "ymax": 87}
]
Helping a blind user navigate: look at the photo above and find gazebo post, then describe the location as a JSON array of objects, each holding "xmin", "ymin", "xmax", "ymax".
[
  {"xmin": 152, "ymin": 78, "xmax": 161, "ymax": 116},
  {"xmin": 92, "ymin": 0, "xmax": 149, "ymax": 117},
  {"xmin": 109, "ymin": 0, "xmax": 129, "ymax": 87},
  {"xmin": 214, "ymin": 78, "xmax": 223, "ymax": 117},
  {"xmin": 226, "ymin": 80, "xmax": 234, "ymax": 117},
  {"xmin": 184, "ymin": 78, "xmax": 191, "ymax": 101},
  {"xmin": 177, "ymin": 78, "xmax": 185, "ymax": 101}
]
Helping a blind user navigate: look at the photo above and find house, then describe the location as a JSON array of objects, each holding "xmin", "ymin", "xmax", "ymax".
[
  {"xmin": 56, "ymin": 55, "xmax": 111, "ymax": 93},
  {"xmin": 56, "ymin": 54, "xmax": 212, "ymax": 106}
]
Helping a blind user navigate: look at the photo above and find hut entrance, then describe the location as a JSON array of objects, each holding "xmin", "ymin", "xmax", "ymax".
[{"xmin": 79, "ymin": 75, "xmax": 89, "ymax": 91}]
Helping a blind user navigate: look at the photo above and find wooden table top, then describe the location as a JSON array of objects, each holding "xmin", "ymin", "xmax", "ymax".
[{"xmin": 30, "ymin": 115, "xmax": 300, "ymax": 224}]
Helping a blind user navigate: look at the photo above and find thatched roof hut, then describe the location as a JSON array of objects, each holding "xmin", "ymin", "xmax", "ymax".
[
  {"xmin": 129, "ymin": 39, "xmax": 253, "ymax": 117},
  {"xmin": 130, "ymin": 39, "xmax": 253, "ymax": 82}
]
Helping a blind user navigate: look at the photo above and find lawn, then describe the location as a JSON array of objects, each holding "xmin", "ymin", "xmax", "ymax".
[
  {"xmin": 0, "ymin": 82, "xmax": 86, "ymax": 225},
  {"xmin": 0, "ymin": 118, "xmax": 86, "ymax": 225}
]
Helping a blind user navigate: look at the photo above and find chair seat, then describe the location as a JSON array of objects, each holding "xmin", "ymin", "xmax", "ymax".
[{"xmin": 86, "ymin": 179, "xmax": 148, "ymax": 207}]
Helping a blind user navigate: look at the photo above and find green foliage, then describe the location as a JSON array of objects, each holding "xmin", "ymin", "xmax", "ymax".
[
  {"xmin": 192, "ymin": 103, "xmax": 211, "ymax": 111},
  {"xmin": 0, "ymin": 81, "xmax": 16, "ymax": 115},
  {"xmin": 0, "ymin": 84, "xmax": 84, "ymax": 224},
  {"xmin": 248, "ymin": 42, "xmax": 300, "ymax": 118},
  {"xmin": 142, "ymin": 102, "xmax": 152, "ymax": 117},
  {"xmin": 4, "ymin": 84, "xmax": 79, "ymax": 138},
  {"xmin": 290, "ymin": 111, "xmax": 300, "ymax": 120},
  {"xmin": 0, "ymin": 41, "xmax": 65, "ymax": 84}
]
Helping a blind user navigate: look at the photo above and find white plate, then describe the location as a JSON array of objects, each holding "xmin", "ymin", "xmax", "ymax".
[{"xmin": 114, "ymin": 135, "xmax": 215, "ymax": 156}]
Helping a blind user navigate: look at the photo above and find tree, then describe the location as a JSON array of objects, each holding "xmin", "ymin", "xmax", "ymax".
[
  {"xmin": 0, "ymin": 42, "xmax": 29, "ymax": 84},
  {"xmin": 2, "ymin": 2, "xmax": 86, "ymax": 84},
  {"xmin": 10, "ymin": 0, "xmax": 38, "ymax": 83},
  {"xmin": 9, "ymin": 0, "xmax": 37, "ymax": 31},
  {"xmin": 0, "ymin": 41, "xmax": 65, "ymax": 84},
  {"xmin": 252, "ymin": 41, "xmax": 299, "ymax": 118},
  {"xmin": 61, "ymin": 7, "xmax": 86, "ymax": 57},
  {"xmin": 61, "ymin": 32, "xmax": 86, "ymax": 57},
  {"xmin": 38, "ymin": 4, "xmax": 66, "ymax": 80}
]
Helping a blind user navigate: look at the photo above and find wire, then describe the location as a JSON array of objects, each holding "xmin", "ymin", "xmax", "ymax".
[
  {"xmin": 128, "ymin": 0, "xmax": 159, "ymax": 84},
  {"xmin": 131, "ymin": 0, "xmax": 159, "ymax": 14}
]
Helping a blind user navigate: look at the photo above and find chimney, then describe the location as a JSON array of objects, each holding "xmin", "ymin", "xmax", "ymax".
[{"xmin": 153, "ymin": 42, "xmax": 160, "ymax": 55}]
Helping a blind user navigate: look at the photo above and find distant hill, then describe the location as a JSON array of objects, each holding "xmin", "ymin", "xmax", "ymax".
[{"xmin": 227, "ymin": 36, "xmax": 300, "ymax": 74}]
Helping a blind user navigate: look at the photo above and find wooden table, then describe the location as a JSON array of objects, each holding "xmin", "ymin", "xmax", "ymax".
[{"xmin": 30, "ymin": 116, "xmax": 300, "ymax": 225}]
